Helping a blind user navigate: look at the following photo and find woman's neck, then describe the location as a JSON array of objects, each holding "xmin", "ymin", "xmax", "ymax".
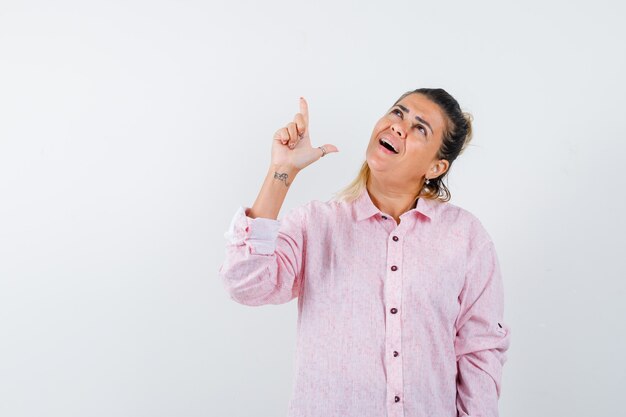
[{"xmin": 366, "ymin": 175, "xmax": 421, "ymax": 224}]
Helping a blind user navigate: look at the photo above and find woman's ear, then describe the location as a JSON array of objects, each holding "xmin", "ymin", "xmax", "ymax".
[{"xmin": 432, "ymin": 160, "xmax": 449, "ymax": 177}]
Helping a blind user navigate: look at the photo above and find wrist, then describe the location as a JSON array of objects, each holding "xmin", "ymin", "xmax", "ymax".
[{"xmin": 269, "ymin": 164, "xmax": 300, "ymax": 178}]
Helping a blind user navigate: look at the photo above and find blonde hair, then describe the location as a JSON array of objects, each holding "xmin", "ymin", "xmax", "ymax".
[{"xmin": 331, "ymin": 88, "xmax": 474, "ymax": 204}]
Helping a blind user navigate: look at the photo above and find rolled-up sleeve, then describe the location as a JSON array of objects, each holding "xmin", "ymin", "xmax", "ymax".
[
  {"xmin": 455, "ymin": 239, "xmax": 511, "ymax": 417},
  {"xmin": 218, "ymin": 205, "xmax": 306, "ymax": 306}
]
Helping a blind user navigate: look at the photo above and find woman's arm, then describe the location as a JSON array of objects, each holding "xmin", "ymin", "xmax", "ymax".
[
  {"xmin": 454, "ymin": 239, "xmax": 512, "ymax": 417},
  {"xmin": 248, "ymin": 164, "xmax": 300, "ymax": 220},
  {"xmin": 218, "ymin": 198, "xmax": 307, "ymax": 306},
  {"xmin": 218, "ymin": 163, "xmax": 306, "ymax": 306},
  {"xmin": 217, "ymin": 97, "xmax": 337, "ymax": 306}
]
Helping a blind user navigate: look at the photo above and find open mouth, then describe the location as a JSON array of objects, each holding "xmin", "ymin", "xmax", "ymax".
[{"xmin": 379, "ymin": 138, "xmax": 398, "ymax": 154}]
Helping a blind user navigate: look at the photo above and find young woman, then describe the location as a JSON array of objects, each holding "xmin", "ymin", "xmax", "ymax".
[{"xmin": 219, "ymin": 88, "xmax": 511, "ymax": 417}]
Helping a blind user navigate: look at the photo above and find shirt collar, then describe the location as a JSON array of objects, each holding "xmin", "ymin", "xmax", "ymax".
[{"xmin": 353, "ymin": 187, "xmax": 438, "ymax": 222}]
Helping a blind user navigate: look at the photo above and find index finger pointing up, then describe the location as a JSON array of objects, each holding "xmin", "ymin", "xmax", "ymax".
[{"xmin": 299, "ymin": 97, "xmax": 309, "ymax": 127}]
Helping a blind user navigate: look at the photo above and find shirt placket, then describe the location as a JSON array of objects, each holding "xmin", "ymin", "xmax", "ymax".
[{"xmin": 382, "ymin": 217, "xmax": 406, "ymax": 417}]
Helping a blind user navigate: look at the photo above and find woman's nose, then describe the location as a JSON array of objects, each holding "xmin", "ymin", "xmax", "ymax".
[{"xmin": 391, "ymin": 123, "xmax": 405, "ymax": 138}]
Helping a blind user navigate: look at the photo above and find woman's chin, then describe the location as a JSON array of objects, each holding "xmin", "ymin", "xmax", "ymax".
[{"xmin": 366, "ymin": 155, "xmax": 395, "ymax": 173}]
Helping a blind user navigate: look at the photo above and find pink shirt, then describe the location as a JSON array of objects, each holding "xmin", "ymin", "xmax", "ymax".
[{"xmin": 219, "ymin": 187, "xmax": 511, "ymax": 417}]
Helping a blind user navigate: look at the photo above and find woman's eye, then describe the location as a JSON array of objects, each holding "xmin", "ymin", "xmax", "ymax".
[
  {"xmin": 392, "ymin": 109, "xmax": 402, "ymax": 117},
  {"xmin": 411, "ymin": 124, "xmax": 426, "ymax": 135}
]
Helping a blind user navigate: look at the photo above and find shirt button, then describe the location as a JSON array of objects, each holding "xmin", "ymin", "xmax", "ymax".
[
  {"xmin": 395, "ymin": 396, "xmax": 400, "ymax": 403},
  {"xmin": 381, "ymin": 215, "xmax": 388, "ymax": 220},
  {"xmin": 392, "ymin": 236, "xmax": 399, "ymax": 241},
  {"xmin": 390, "ymin": 308, "xmax": 398, "ymax": 314},
  {"xmin": 391, "ymin": 265, "xmax": 398, "ymax": 271},
  {"xmin": 393, "ymin": 350, "xmax": 399, "ymax": 357}
]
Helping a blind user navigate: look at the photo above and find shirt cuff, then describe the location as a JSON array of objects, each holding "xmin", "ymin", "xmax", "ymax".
[{"xmin": 223, "ymin": 206, "xmax": 282, "ymax": 255}]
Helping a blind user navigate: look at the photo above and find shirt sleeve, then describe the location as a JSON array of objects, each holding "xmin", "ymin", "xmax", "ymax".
[
  {"xmin": 217, "ymin": 204, "xmax": 306, "ymax": 306},
  {"xmin": 455, "ymin": 239, "xmax": 511, "ymax": 417}
]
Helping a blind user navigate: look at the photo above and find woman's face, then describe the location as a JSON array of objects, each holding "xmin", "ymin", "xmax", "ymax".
[{"xmin": 365, "ymin": 93, "xmax": 449, "ymax": 190}]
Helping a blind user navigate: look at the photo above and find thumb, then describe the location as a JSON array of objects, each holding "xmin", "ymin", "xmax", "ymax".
[
  {"xmin": 298, "ymin": 143, "xmax": 340, "ymax": 170},
  {"xmin": 317, "ymin": 144, "xmax": 339, "ymax": 156}
]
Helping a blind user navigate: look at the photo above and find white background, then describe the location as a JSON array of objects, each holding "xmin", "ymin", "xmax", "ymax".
[{"xmin": 1, "ymin": 1, "xmax": 625, "ymax": 416}]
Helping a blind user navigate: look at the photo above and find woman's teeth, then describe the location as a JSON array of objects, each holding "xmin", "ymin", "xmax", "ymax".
[{"xmin": 379, "ymin": 138, "xmax": 398, "ymax": 154}]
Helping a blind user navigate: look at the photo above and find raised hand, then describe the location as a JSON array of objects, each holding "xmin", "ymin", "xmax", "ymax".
[{"xmin": 271, "ymin": 97, "xmax": 339, "ymax": 172}]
